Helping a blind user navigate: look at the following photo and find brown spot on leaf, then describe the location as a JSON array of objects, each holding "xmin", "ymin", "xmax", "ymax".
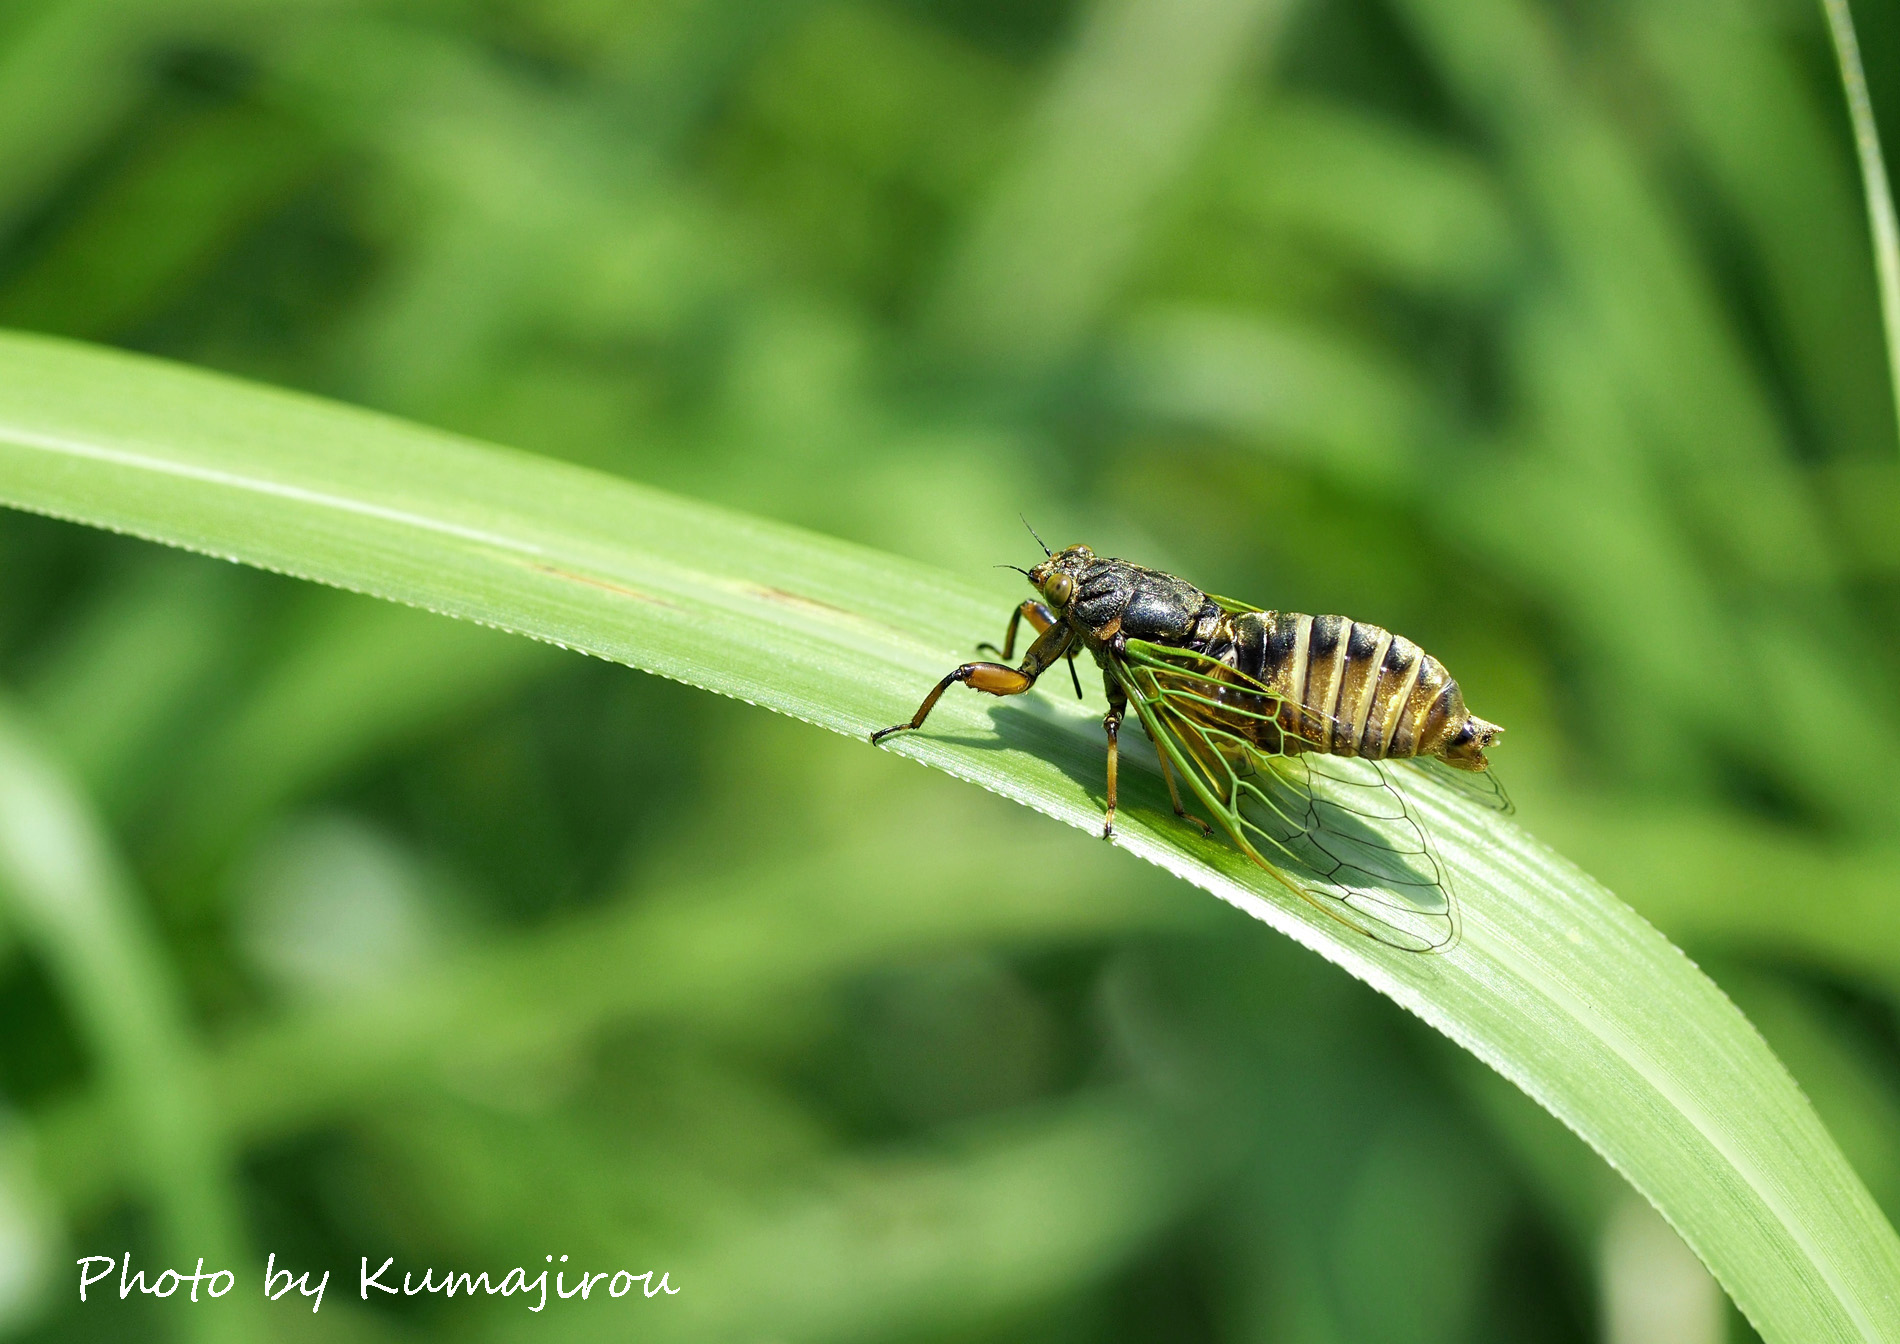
[
  {"xmin": 749, "ymin": 584, "xmax": 854, "ymax": 618},
  {"xmin": 530, "ymin": 563, "xmax": 676, "ymax": 607}
]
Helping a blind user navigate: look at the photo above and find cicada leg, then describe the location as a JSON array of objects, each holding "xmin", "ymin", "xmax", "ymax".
[
  {"xmin": 1149, "ymin": 727, "xmax": 1214, "ymax": 838},
  {"xmin": 1099, "ymin": 670, "xmax": 1213, "ymax": 843},
  {"xmin": 1118, "ymin": 676, "xmax": 1214, "ymax": 839},
  {"xmin": 871, "ymin": 620, "xmax": 1076, "ymax": 743},
  {"xmin": 976, "ymin": 600, "xmax": 1053, "ymax": 659},
  {"xmin": 979, "ymin": 600, "xmax": 1082, "ymax": 700}
]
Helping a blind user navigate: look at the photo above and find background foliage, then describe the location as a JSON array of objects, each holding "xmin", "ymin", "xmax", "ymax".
[{"xmin": 0, "ymin": 0, "xmax": 1896, "ymax": 1341}]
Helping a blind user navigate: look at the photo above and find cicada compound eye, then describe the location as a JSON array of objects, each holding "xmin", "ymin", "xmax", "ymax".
[{"xmin": 1046, "ymin": 571, "xmax": 1076, "ymax": 609}]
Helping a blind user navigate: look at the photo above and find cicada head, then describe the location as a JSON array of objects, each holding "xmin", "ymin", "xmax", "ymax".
[{"xmin": 1027, "ymin": 544, "xmax": 1094, "ymax": 614}]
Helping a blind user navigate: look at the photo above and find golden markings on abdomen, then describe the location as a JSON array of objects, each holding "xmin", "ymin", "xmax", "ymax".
[
  {"xmin": 1235, "ymin": 611, "xmax": 1483, "ymax": 762},
  {"xmin": 1369, "ymin": 634, "xmax": 1424, "ymax": 757},
  {"xmin": 1301, "ymin": 614, "xmax": 1348, "ymax": 749},
  {"xmin": 1392, "ymin": 654, "xmax": 1448, "ymax": 757},
  {"xmin": 1337, "ymin": 623, "xmax": 1393, "ymax": 755},
  {"xmin": 1249, "ymin": 612, "xmax": 1310, "ymax": 742},
  {"xmin": 1284, "ymin": 616, "xmax": 1310, "ymax": 725}
]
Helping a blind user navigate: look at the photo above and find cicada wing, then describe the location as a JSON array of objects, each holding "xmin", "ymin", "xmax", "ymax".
[
  {"xmin": 1398, "ymin": 755, "xmax": 1515, "ymax": 815},
  {"xmin": 1262, "ymin": 753, "xmax": 1460, "ymax": 953},
  {"xmin": 1115, "ymin": 643, "xmax": 1459, "ymax": 954}
]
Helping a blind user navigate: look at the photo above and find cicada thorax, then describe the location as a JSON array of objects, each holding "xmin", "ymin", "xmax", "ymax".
[{"xmin": 1202, "ymin": 611, "xmax": 1501, "ymax": 769}]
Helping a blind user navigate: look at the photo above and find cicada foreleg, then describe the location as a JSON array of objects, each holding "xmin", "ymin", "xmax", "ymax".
[
  {"xmin": 978, "ymin": 600, "xmax": 1082, "ymax": 700},
  {"xmin": 871, "ymin": 620, "xmax": 1076, "ymax": 744}
]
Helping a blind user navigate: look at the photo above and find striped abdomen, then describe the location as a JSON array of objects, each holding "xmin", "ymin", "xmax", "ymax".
[{"xmin": 1222, "ymin": 611, "xmax": 1502, "ymax": 769}]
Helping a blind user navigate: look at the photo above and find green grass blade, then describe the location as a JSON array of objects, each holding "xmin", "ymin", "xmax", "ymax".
[
  {"xmin": 0, "ymin": 330, "xmax": 1895, "ymax": 1341},
  {"xmin": 0, "ymin": 701, "xmax": 252, "ymax": 1344},
  {"xmin": 1821, "ymin": 0, "xmax": 1900, "ymax": 450}
]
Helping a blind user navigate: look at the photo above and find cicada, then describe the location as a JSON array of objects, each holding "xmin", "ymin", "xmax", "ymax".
[{"xmin": 871, "ymin": 536, "xmax": 1508, "ymax": 953}]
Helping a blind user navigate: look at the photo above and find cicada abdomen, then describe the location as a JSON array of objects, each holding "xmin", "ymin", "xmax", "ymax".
[{"xmin": 1219, "ymin": 612, "xmax": 1502, "ymax": 769}]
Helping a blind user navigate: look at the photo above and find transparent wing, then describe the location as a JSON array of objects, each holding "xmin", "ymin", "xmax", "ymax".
[
  {"xmin": 1116, "ymin": 639, "xmax": 1459, "ymax": 954},
  {"xmin": 1399, "ymin": 755, "xmax": 1514, "ymax": 814}
]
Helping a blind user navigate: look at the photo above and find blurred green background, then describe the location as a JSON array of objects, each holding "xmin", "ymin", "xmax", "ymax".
[{"xmin": 0, "ymin": 0, "xmax": 1896, "ymax": 1340}]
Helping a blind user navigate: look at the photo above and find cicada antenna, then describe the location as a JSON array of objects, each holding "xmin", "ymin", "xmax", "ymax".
[
  {"xmin": 1020, "ymin": 515, "xmax": 1051, "ymax": 557},
  {"xmin": 996, "ymin": 564, "xmax": 1032, "ymax": 577}
]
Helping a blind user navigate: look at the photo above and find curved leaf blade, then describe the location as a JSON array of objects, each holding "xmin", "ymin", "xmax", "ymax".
[
  {"xmin": 0, "ymin": 331, "xmax": 1895, "ymax": 1341},
  {"xmin": 1821, "ymin": 0, "xmax": 1900, "ymax": 446}
]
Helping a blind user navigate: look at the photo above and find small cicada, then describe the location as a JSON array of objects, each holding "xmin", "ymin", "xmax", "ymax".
[{"xmin": 871, "ymin": 535, "xmax": 1509, "ymax": 953}]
